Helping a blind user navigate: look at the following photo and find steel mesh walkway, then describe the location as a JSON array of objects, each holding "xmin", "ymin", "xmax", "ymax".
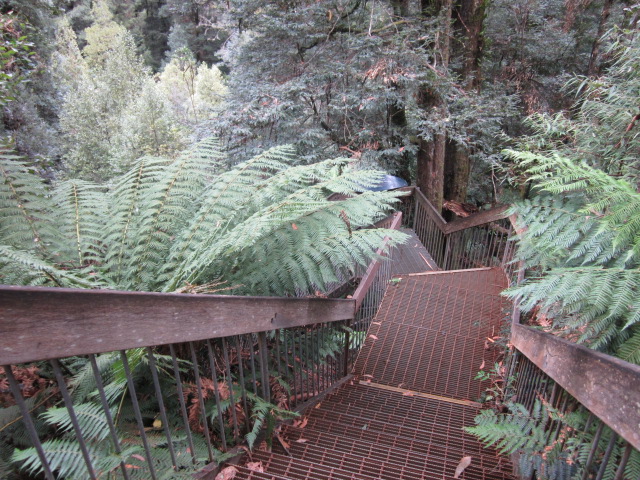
[
  {"xmin": 232, "ymin": 232, "xmax": 515, "ymax": 480},
  {"xmin": 355, "ymin": 268, "xmax": 510, "ymax": 401}
]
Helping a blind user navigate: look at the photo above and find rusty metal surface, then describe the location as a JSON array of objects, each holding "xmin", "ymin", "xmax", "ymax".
[
  {"xmin": 355, "ymin": 268, "xmax": 510, "ymax": 401},
  {"xmin": 391, "ymin": 228, "xmax": 439, "ymax": 274},
  {"xmin": 232, "ymin": 245, "xmax": 514, "ymax": 480}
]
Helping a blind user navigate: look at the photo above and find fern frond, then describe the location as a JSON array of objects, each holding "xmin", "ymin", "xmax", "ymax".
[
  {"xmin": 12, "ymin": 438, "xmax": 101, "ymax": 480},
  {"xmin": 50, "ymin": 180, "xmax": 106, "ymax": 268},
  {"xmin": 0, "ymin": 149, "xmax": 58, "ymax": 254},
  {"xmin": 0, "ymin": 244, "xmax": 95, "ymax": 288},
  {"xmin": 42, "ymin": 403, "xmax": 112, "ymax": 442}
]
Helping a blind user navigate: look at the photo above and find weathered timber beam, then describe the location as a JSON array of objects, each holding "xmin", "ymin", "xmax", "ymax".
[
  {"xmin": 0, "ymin": 286, "xmax": 355, "ymax": 365},
  {"xmin": 444, "ymin": 204, "xmax": 511, "ymax": 234},
  {"xmin": 511, "ymin": 323, "xmax": 640, "ymax": 450}
]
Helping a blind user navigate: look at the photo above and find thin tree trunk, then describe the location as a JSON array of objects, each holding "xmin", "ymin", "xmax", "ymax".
[
  {"xmin": 588, "ymin": 0, "xmax": 614, "ymax": 76},
  {"xmin": 455, "ymin": 0, "xmax": 487, "ymax": 90}
]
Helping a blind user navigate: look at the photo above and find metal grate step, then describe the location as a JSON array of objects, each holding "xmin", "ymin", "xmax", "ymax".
[
  {"xmin": 272, "ymin": 425, "xmax": 514, "ymax": 480},
  {"xmin": 279, "ymin": 424, "xmax": 513, "ymax": 475}
]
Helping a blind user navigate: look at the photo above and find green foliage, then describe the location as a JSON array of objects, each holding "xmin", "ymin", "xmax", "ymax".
[
  {"xmin": 469, "ymin": 396, "xmax": 640, "ymax": 480},
  {"xmin": 504, "ymin": 151, "xmax": 640, "ymax": 359},
  {"xmin": 502, "ymin": 29, "xmax": 640, "ymax": 361},
  {"xmin": 57, "ymin": 2, "xmax": 185, "ymax": 181},
  {"xmin": 0, "ymin": 138, "xmax": 407, "ymax": 294},
  {"xmin": 0, "ymin": 11, "xmax": 38, "ymax": 106},
  {"xmin": 467, "ymin": 400, "xmax": 556, "ymax": 456},
  {"xmin": 244, "ymin": 393, "xmax": 298, "ymax": 450}
]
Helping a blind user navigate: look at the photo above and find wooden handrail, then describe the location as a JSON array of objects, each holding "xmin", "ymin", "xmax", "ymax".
[
  {"xmin": 512, "ymin": 323, "xmax": 640, "ymax": 450},
  {"xmin": 352, "ymin": 212, "xmax": 403, "ymax": 312},
  {"xmin": 0, "ymin": 286, "xmax": 355, "ymax": 365},
  {"xmin": 413, "ymin": 187, "xmax": 448, "ymax": 232},
  {"xmin": 412, "ymin": 187, "xmax": 510, "ymax": 235},
  {"xmin": 444, "ymin": 204, "xmax": 511, "ymax": 234}
]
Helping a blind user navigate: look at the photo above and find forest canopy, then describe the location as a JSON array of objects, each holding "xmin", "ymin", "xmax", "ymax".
[{"xmin": 1, "ymin": 1, "xmax": 640, "ymax": 479}]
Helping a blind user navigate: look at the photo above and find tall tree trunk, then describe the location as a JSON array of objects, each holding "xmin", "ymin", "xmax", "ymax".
[
  {"xmin": 454, "ymin": 0, "xmax": 487, "ymax": 90},
  {"xmin": 443, "ymin": 138, "xmax": 471, "ymax": 203},
  {"xmin": 416, "ymin": 0, "xmax": 452, "ymax": 212},
  {"xmin": 437, "ymin": 0, "xmax": 488, "ymax": 211},
  {"xmin": 588, "ymin": 0, "xmax": 614, "ymax": 76}
]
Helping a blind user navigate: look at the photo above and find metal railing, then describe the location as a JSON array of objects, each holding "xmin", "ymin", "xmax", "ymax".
[
  {"xmin": 407, "ymin": 186, "xmax": 515, "ymax": 272},
  {"xmin": 504, "ymin": 352, "xmax": 639, "ymax": 480},
  {"xmin": 0, "ymin": 213, "xmax": 402, "ymax": 479},
  {"xmin": 406, "ymin": 189, "xmax": 640, "ymax": 478},
  {"xmin": 502, "ymin": 215, "xmax": 640, "ymax": 479}
]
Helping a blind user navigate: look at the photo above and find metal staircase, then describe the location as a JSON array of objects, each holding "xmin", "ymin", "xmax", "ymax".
[{"xmin": 230, "ymin": 235, "xmax": 515, "ymax": 480}]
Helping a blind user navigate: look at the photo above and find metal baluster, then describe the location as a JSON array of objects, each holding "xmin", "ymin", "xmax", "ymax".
[
  {"xmin": 234, "ymin": 336, "xmax": 251, "ymax": 432},
  {"xmin": 145, "ymin": 347, "xmax": 178, "ymax": 469},
  {"xmin": 283, "ymin": 330, "xmax": 296, "ymax": 408},
  {"xmin": 248, "ymin": 338, "xmax": 259, "ymax": 395},
  {"xmin": 50, "ymin": 359, "xmax": 98, "ymax": 479},
  {"xmin": 88, "ymin": 354, "xmax": 131, "ymax": 480},
  {"xmin": 595, "ymin": 432, "xmax": 618, "ymax": 480},
  {"xmin": 221, "ymin": 338, "xmax": 240, "ymax": 442},
  {"xmin": 168, "ymin": 345, "xmax": 197, "ymax": 465},
  {"xmin": 188, "ymin": 342, "xmax": 215, "ymax": 461},
  {"xmin": 581, "ymin": 421, "xmax": 605, "ymax": 480},
  {"xmin": 2, "ymin": 365, "xmax": 56, "ymax": 480},
  {"xmin": 257, "ymin": 332, "xmax": 271, "ymax": 403},
  {"xmin": 275, "ymin": 329, "xmax": 282, "ymax": 379},
  {"xmin": 290, "ymin": 329, "xmax": 299, "ymax": 408},
  {"xmin": 119, "ymin": 351, "xmax": 158, "ymax": 479},
  {"xmin": 613, "ymin": 442, "xmax": 633, "ymax": 480},
  {"xmin": 205, "ymin": 340, "xmax": 228, "ymax": 450},
  {"xmin": 304, "ymin": 328, "xmax": 312, "ymax": 401}
]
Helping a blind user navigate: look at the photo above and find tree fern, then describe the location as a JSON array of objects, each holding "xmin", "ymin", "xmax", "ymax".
[{"xmin": 505, "ymin": 150, "xmax": 640, "ymax": 358}]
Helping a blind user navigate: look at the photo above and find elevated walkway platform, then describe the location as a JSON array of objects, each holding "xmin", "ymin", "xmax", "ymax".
[{"xmin": 234, "ymin": 230, "xmax": 515, "ymax": 480}]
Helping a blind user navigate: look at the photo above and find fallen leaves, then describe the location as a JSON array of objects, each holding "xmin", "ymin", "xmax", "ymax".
[
  {"xmin": 295, "ymin": 438, "xmax": 308, "ymax": 443},
  {"xmin": 293, "ymin": 417, "xmax": 308, "ymax": 429},
  {"xmin": 368, "ymin": 334, "xmax": 378, "ymax": 340},
  {"xmin": 215, "ymin": 466, "xmax": 238, "ymax": 480},
  {"xmin": 275, "ymin": 433, "xmax": 291, "ymax": 455},
  {"xmin": 246, "ymin": 462, "xmax": 264, "ymax": 473},
  {"xmin": 454, "ymin": 456, "xmax": 472, "ymax": 478}
]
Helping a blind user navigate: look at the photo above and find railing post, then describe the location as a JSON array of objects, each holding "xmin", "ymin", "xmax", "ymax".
[
  {"xmin": 342, "ymin": 320, "xmax": 351, "ymax": 377},
  {"xmin": 258, "ymin": 331, "xmax": 271, "ymax": 403},
  {"xmin": 442, "ymin": 234, "xmax": 451, "ymax": 270}
]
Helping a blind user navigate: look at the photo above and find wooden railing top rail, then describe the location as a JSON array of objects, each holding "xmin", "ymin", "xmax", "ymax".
[
  {"xmin": 511, "ymin": 323, "xmax": 640, "ymax": 450},
  {"xmin": 352, "ymin": 211, "xmax": 403, "ymax": 311},
  {"xmin": 412, "ymin": 187, "xmax": 448, "ymax": 230},
  {"xmin": 412, "ymin": 186, "xmax": 511, "ymax": 234},
  {"xmin": 0, "ymin": 286, "xmax": 355, "ymax": 365},
  {"xmin": 444, "ymin": 204, "xmax": 511, "ymax": 234}
]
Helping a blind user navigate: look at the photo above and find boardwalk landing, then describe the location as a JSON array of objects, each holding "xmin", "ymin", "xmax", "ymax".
[{"xmin": 233, "ymin": 235, "xmax": 515, "ymax": 480}]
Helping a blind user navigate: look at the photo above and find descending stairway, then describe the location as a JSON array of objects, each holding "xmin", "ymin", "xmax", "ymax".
[{"xmin": 230, "ymin": 235, "xmax": 515, "ymax": 480}]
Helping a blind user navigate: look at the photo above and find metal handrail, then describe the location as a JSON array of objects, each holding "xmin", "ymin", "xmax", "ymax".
[{"xmin": 503, "ymin": 210, "xmax": 640, "ymax": 471}]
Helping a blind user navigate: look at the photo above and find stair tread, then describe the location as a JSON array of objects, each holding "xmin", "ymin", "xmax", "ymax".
[
  {"xmin": 280, "ymin": 424, "xmax": 512, "ymax": 473},
  {"xmin": 267, "ymin": 431, "xmax": 514, "ymax": 480}
]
